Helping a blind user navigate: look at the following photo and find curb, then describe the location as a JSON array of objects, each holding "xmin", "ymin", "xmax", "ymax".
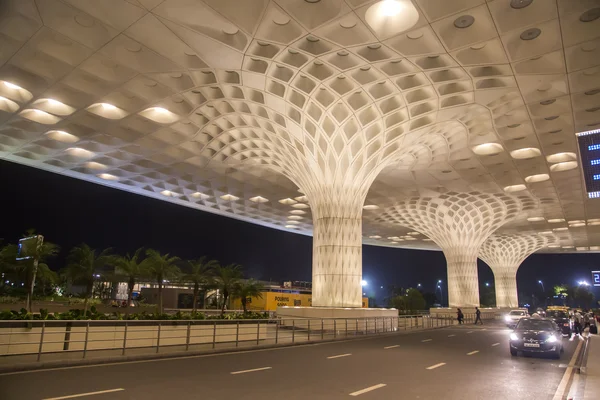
[{"xmin": 0, "ymin": 325, "xmax": 452, "ymax": 374}]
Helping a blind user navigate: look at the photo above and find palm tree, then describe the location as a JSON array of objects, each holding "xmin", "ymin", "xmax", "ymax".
[
  {"xmin": 235, "ymin": 279, "xmax": 264, "ymax": 313},
  {"xmin": 143, "ymin": 249, "xmax": 181, "ymax": 314},
  {"xmin": 184, "ymin": 257, "xmax": 218, "ymax": 315},
  {"xmin": 2, "ymin": 231, "xmax": 60, "ymax": 311},
  {"xmin": 63, "ymin": 244, "xmax": 113, "ymax": 316},
  {"xmin": 114, "ymin": 248, "xmax": 147, "ymax": 317},
  {"xmin": 35, "ymin": 264, "xmax": 59, "ymax": 297},
  {"xmin": 213, "ymin": 264, "xmax": 243, "ymax": 315}
]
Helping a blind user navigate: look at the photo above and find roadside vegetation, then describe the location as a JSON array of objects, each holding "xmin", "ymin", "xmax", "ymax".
[{"xmin": 0, "ymin": 229, "xmax": 266, "ymax": 320}]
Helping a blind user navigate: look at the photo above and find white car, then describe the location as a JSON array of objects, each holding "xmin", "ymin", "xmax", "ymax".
[{"xmin": 505, "ymin": 310, "xmax": 529, "ymax": 327}]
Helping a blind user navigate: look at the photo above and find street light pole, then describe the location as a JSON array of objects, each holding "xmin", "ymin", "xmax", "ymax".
[
  {"xmin": 538, "ymin": 280, "xmax": 545, "ymax": 307},
  {"xmin": 437, "ymin": 280, "xmax": 443, "ymax": 307}
]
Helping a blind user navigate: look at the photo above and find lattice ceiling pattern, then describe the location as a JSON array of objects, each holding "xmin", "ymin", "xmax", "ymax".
[{"xmin": 0, "ymin": 0, "xmax": 599, "ymax": 253}]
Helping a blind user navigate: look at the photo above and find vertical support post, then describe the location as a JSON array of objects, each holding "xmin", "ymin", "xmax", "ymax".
[
  {"xmin": 355, "ymin": 319, "xmax": 358, "ymax": 335},
  {"xmin": 308, "ymin": 320, "xmax": 311, "ymax": 341},
  {"xmin": 375, "ymin": 318, "xmax": 378, "ymax": 334},
  {"xmin": 292, "ymin": 319, "xmax": 296, "ymax": 343},
  {"xmin": 212, "ymin": 321, "xmax": 217, "ymax": 349},
  {"xmin": 185, "ymin": 321, "xmax": 191, "ymax": 351},
  {"xmin": 275, "ymin": 319, "xmax": 279, "ymax": 344},
  {"xmin": 83, "ymin": 322, "xmax": 90, "ymax": 359},
  {"xmin": 256, "ymin": 321, "xmax": 260, "ymax": 345},
  {"xmin": 235, "ymin": 321, "xmax": 239, "ymax": 348},
  {"xmin": 321, "ymin": 319, "xmax": 324, "ymax": 340},
  {"xmin": 334, "ymin": 319, "xmax": 337, "ymax": 339},
  {"xmin": 122, "ymin": 321, "xmax": 128, "ymax": 356},
  {"xmin": 345, "ymin": 319, "xmax": 348, "ymax": 338},
  {"xmin": 364, "ymin": 319, "xmax": 367, "ymax": 335},
  {"xmin": 156, "ymin": 322, "xmax": 161, "ymax": 353},
  {"xmin": 37, "ymin": 321, "xmax": 45, "ymax": 362}
]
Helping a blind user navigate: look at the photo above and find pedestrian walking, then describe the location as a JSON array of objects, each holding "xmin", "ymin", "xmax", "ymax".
[
  {"xmin": 474, "ymin": 307, "xmax": 483, "ymax": 325},
  {"xmin": 457, "ymin": 308, "xmax": 464, "ymax": 324},
  {"xmin": 573, "ymin": 311, "xmax": 583, "ymax": 335}
]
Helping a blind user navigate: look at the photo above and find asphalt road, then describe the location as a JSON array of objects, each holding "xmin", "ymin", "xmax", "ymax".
[{"xmin": 0, "ymin": 322, "xmax": 582, "ymax": 400}]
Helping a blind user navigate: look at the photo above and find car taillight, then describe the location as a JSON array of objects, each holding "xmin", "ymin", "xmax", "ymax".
[{"xmin": 564, "ymin": 323, "xmax": 569, "ymax": 326}]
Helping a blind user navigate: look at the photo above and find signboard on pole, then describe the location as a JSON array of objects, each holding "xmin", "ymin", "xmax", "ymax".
[{"xmin": 592, "ymin": 271, "xmax": 600, "ymax": 287}]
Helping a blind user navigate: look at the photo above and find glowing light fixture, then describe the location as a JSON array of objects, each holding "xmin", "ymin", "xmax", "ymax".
[
  {"xmin": 361, "ymin": 280, "xmax": 368, "ymax": 287},
  {"xmin": 101, "ymin": 103, "xmax": 117, "ymax": 110},
  {"xmin": 380, "ymin": 0, "xmax": 403, "ymax": 16},
  {"xmin": 46, "ymin": 130, "xmax": 79, "ymax": 143},
  {"xmin": 98, "ymin": 173, "xmax": 118, "ymax": 181},
  {"xmin": 153, "ymin": 107, "xmax": 169, "ymax": 113},
  {"xmin": 3, "ymin": 81, "xmax": 22, "ymax": 90}
]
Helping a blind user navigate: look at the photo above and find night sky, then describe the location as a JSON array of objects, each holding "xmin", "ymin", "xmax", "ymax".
[{"xmin": 1, "ymin": 159, "xmax": 599, "ymax": 303}]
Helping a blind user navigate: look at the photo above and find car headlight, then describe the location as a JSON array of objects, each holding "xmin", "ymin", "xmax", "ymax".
[
  {"xmin": 505, "ymin": 316, "xmax": 512, "ymax": 322},
  {"xmin": 510, "ymin": 333, "xmax": 519, "ymax": 341},
  {"xmin": 547, "ymin": 335, "xmax": 557, "ymax": 343}
]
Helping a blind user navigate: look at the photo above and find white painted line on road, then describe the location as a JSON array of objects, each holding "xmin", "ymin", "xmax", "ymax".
[
  {"xmin": 327, "ymin": 353, "xmax": 352, "ymax": 359},
  {"xmin": 421, "ymin": 339, "xmax": 432, "ymax": 342},
  {"xmin": 230, "ymin": 367, "xmax": 272, "ymax": 375},
  {"xmin": 349, "ymin": 383, "xmax": 387, "ymax": 396},
  {"xmin": 43, "ymin": 389, "xmax": 125, "ymax": 400},
  {"xmin": 426, "ymin": 363, "xmax": 446, "ymax": 370},
  {"xmin": 482, "ymin": 329, "xmax": 487, "ymax": 331},
  {"xmin": 467, "ymin": 351, "xmax": 479, "ymax": 356},
  {"xmin": 491, "ymin": 343, "xmax": 500, "ymax": 346},
  {"xmin": 553, "ymin": 339, "xmax": 583, "ymax": 400},
  {"xmin": 384, "ymin": 345, "xmax": 399, "ymax": 349},
  {"xmin": 447, "ymin": 334, "xmax": 456, "ymax": 337},
  {"xmin": 466, "ymin": 331, "xmax": 473, "ymax": 334}
]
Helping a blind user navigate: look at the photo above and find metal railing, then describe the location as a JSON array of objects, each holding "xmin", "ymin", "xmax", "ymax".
[{"xmin": 0, "ymin": 314, "xmax": 459, "ymax": 363}]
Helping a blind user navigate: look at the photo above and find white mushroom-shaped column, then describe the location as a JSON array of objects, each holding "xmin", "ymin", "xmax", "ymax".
[
  {"xmin": 479, "ymin": 234, "xmax": 553, "ymax": 309},
  {"xmin": 383, "ymin": 192, "xmax": 533, "ymax": 307}
]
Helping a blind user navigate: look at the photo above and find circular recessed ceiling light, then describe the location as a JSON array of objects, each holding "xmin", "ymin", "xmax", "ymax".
[
  {"xmin": 520, "ymin": 28, "xmax": 541, "ymax": 41},
  {"xmin": 472, "ymin": 143, "xmax": 503, "ymax": 155},
  {"xmin": 273, "ymin": 15, "xmax": 290, "ymax": 25},
  {"xmin": 546, "ymin": 152, "xmax": 576, "ymax": 163},
  {"xmin": 585, "ymin": 89, "xmax": 600, "ymax": 95},
  {"xmin": 527, "ymin": 217, "xmax": 545, "ymax": 222},
  {"xmin": 305, "ymin": 0, "xmax": 321, "ymax": 3},
  {"xmin": 454, "ymin": 15, "xmax": 474, "ymax": 29},
  {"xmin": 510, "ymin": 0, "xmax": 533, "ymax": 9},
  {"xmin": 74, "ymin": 14, "xmax": 95, "ymax": 27},
  {"xmin": 510, "ymin": 147, "xmax": 541, "ymax": 159},
  {"xmin": 549, "ymin": 161, "xmax": 578, "ymax": 172},
  {"xmin": 406, "ymin": 31, "xmax": 423, "ymax": 40},
  {"xmin": 222, "ymin": 26, "xmax": 239, "ymax": 35},
  {"xmin": 525, "ymin": 173, "xmax": 549, "ymax": 183},
  {"xmin": 581, "ymin": 43, "xmax": 596, "ymax": 52},
  {"xmin": 504, "ymin": 184, "xmax": 527, "ymax": 193},
  {"xmin": 340, "ymin": 20, "xmax": 357, "ymax": 29},
  {"xmin": 540, "ymin": 99, "xmax": 556, "ymax": 105},
  {"xmin": 580, "ymin": 8, "xmax": 600, "ymax": 22},
  {"xmin": 470, "ymin": 43, "xmax": 486, "ymax": 50}
]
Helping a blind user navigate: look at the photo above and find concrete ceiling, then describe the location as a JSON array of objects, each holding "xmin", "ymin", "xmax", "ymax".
[{"xmin": 0, "ymin": 0, "xmax": 599, "ymax": 253}]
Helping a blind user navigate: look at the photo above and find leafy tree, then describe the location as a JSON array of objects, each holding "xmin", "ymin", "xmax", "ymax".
[
  {"xmin": 479, "ymin": 284, "xmax": 496, "ymax": 308},
  {"xmin": 143, "ymin": 249, "xmax": 181, "ymax": 314},
  {"xmin": 63, "ymin": 244, "xmax": 113, "ymax": 316},
  {"xmin": 35, "ymin": 264, "xmax": 59, "ymax": 297},
  {"xmin": 184, "ymin": 256, "xmax": 218, "ymax": 315},
  {"xmin": 234, "ymin": 279, "xmax": 264, "ymax": 313},
  {"xmin": 405, "ymin": 288, "xmax": 426, "ymax": 312},
  {"xmin": 213, "ymin": 264, "xmax": 243, "ymax": 315},
  {"xmin": 574, "ymin": 285, "xmax": 594, "ymax": 309},
  {"xmin": 1, "ymin": 231, "xmax": 60, "ymax": 311},
  {"xmin": 114, "ymin": 248, "xmax": 147, "ymax": 317}
]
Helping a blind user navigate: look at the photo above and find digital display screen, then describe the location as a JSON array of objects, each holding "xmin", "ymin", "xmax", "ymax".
[
  {"xmin": 593, "ymin": 271, "xmax": 600, "ymax": 287},
  {"xmin": 16, "ymin": 235, "xmax": 42, "ymax": 260},
  {"xmin": 577, "ymin": 129, "xmax": 600, "ymax": 198}
]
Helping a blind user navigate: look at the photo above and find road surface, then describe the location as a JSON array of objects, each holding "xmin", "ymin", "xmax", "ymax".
[{"xmin": 0, "ymin": 322, "xmax": 582, "ymax": 399}]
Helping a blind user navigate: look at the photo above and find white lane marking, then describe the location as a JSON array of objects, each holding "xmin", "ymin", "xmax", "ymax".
[
  {"xmin": 447, "ymin": 334, "xmax": 456, "ymax": 337},
  {"xmin": 552, "ymin": 339, "xmax": 584, "ymax": 400},
  {"xmin": 426, "ymin": 363, "xmax": 446, "ymax": 370},
  {"xmin": 349, "ymin": 383, "xmax": 387, "ymax": 396},
  {"xmin": 491, "ymin": 343, "xmax": 500, "ymax": 347},
  {"xmin": 384, "ymin": 345, "xmax": 399, "ymax": 349},
  {"xmin": 421, "ymin": 339, "xmax": 432, "ymax": 342},
  {"xmin": 466, "ymin": 331, "xmax": 473, "ymax": 334},
  {"xmin": 467, "ymin": 350, "xmax": 479, "ymax": 356},
  {"xmin": 327, "ymin": 353, "xmax": 352, "ymax": 359},
  {"xmin": 42, "ymin": 389, "xmax": 125, "ymax": 400},
  {"xmin": 230, "ymin": 367, "xmax": 272, "ymax": 375}
]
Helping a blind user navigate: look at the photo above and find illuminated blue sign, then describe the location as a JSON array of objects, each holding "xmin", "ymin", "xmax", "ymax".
[{"xmin": 593, "ymin": 271, "xmax": 600, "ymax": 287}]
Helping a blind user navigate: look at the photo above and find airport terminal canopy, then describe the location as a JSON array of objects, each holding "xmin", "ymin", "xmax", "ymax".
[{"xmin": 1, "ymin": 0, "xmax": 600, "ymax": 306}]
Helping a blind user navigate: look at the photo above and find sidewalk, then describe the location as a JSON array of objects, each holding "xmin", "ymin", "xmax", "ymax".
[{"xmin": 584, "ymin": 333, "xmax": 600, "ymax": 399}]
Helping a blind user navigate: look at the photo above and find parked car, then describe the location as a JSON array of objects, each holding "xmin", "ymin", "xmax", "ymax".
[
  {"xmin": 505, "ymin": 310, "xmax": 529, "ymax": 327},
  {"xmin": 509, "ymin": 318, "xmax": 564, "ymax": 358},
  {"xmin": 546, "ymin": 309, "xmax": 572, "ymax": 336}
]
